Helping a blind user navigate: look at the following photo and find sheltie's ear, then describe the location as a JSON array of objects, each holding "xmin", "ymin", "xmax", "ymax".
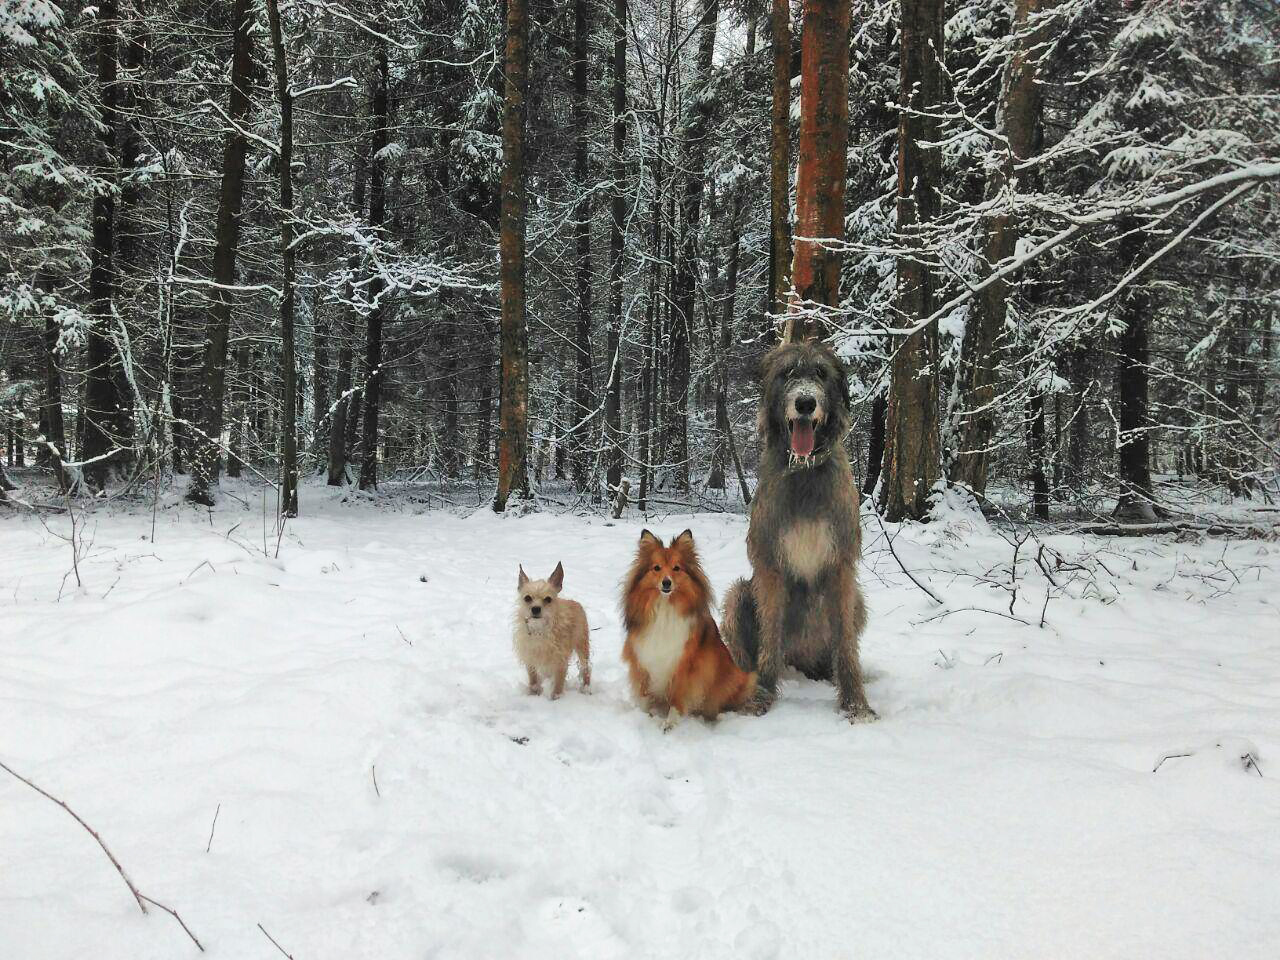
[
  {"xmin": 548, "ymin": 561, "xmax": 564, "ymax": 591},
  {"xmin": 674, "ymin": 529, "xmax": 694, "ymax": 549},
  {"xmin": 518, "ymin": 565, "xmax": 529, "ymax": 588},
  {"xmin": 639, "ymin": 529, "xmax": 661, "ymax": 547}
]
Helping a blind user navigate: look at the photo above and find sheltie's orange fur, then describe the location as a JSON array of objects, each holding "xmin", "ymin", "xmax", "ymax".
[{"xmin": 621, "ymin": 530, "xmax": 756, "ymax": 727}]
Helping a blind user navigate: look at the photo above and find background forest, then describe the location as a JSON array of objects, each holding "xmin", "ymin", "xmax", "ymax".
[{"xmin": 2, "ymin": 0, "xmax": 1277, "ymax": 521}]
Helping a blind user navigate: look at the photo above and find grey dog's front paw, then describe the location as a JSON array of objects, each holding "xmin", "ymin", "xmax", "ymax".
[
  {"xmin": 842, "ymin": 703, "xmax": 878, "ymax": 724},
  {"xmin": 741, "ymin": 690, "xmax": 776, "ymax": 717}
]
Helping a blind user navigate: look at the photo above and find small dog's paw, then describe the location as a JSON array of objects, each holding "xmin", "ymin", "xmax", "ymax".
[
  {"xmin": 527, "ymin": 684, "xmax": 543, "ymax": 696},
  {"xmin": 842, "ymin": 704, "xmax": 878, "ymax": 724},
  {"xmin": 661, "ymin": 708, "xmax": 681, "ymax": 732}
]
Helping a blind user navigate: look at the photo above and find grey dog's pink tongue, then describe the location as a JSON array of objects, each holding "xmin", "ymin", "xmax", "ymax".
[{"xmin": 790, "ymin": 420, "xmax": 815, "ymax": 457}]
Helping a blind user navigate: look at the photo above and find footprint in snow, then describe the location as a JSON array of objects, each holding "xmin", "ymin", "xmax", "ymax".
[{"xmin": 437, "ymin": 851, "xmax": 512, "ymax": 884}]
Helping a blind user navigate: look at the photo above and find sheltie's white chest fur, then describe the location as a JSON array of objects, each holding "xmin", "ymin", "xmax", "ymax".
[{"xmin": 633, "ymin": 602, "xmax": 691, "ymax": 697}]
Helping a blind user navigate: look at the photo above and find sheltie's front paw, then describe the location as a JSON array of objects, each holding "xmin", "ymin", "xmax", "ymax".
[
  {"xmin": 741, "ymin": 690, "xmax": 775, "ymax": 717},
  {"xmin": 661, "ymin": 707, "xmax": 681, "ymax": 732},
  {"xmin": 527, "ymin": 682, "xmax": 543, "ymax": 696}
]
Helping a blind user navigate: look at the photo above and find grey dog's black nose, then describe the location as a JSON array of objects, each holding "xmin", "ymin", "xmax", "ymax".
[
  {"xmin": 661, "ymin": 578, "xmax": 672, "ymax": 591},
  {"xmin": 531, "ymin": 606, "xmax": 541, "ymax": 616},
  {"xmin": 795, "ymin": 395, "xmax": 817, "ymax": 415}
]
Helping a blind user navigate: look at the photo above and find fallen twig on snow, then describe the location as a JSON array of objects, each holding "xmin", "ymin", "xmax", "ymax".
[
  {"xmin": 0, "ymin": 759, "xmax": 204, "ymax": 951},
  {"xmin": 1152, "ymin": 752, "xmax": 1193, "ymax": 772},
  {"xmin": 867, "ymin": 510, "xmax": 944, "ymax": 605},
  {"xmin": 259, "ymin": 922, "xmax": 295, "ymax": 959},
  {"xmin": 205, "ymin": 803, "xmax": 220, "ymax": 853},
  {"xmin": 139, "ymin": 894, "xmax": 205, "ymax": 952}
]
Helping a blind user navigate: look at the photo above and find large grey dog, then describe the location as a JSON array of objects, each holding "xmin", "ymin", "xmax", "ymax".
[{"xmin": 721, "ymin": 339, "xmax": 874, "ymax": 720}]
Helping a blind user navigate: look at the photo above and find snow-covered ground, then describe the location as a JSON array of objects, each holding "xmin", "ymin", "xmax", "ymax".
[{"xmin": 3, "ymin": 482, "xmax": 1279, "ymax": 959}]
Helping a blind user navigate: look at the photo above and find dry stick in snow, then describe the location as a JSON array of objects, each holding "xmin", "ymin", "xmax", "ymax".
[
  {"xmin": 867, "ymin": 510, "xmax": 944, "ymax": 605},
  {"xmin": 259, "ymin": 922, "xmax": 295, "ymax": 959},
  {"xmin": 205, "ymin": 803, "xmax": 220, "ymax": 853},
  {"xmin": 0, "ymin": 759, "xmax": 205, "ymax": 951},
  {"xmin": 138, "ymin": 895, "xmax": 205, "ymax": 952},
  {"xmin": 372, "ymin": 765, "xmax": 381, "ymax": 798}
]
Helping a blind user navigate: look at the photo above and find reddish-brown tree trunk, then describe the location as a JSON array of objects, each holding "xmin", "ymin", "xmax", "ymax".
[
  {"xmin": 495, "ymin": 0, "xmax": 530, "ymax": 510},
  {"xmin": 767, "ymin": 0, "xmax": 793, "ymax": 332},
  {"xmin": 785, "ymin": 0, "xmax": 849, "ymax": 343}
]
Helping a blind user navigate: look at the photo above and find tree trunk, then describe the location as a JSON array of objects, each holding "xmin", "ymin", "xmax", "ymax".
[
  {"xmin": 1028, "ymin": 388, "xmax": 1049, "ymax": 518},
  {"xmin": 604, "ymin": 0, "xmax": 627, "ymax": 500},
  {"xmin": 265, "ymin": 0, "xmax": 298, "ymax": 516},
  {"xmin": 494, "ymin": 0, "xmax": 531, "ymax": 510},
  {"xmin": 226, "ymin": 344, "xmax": 248, "ymax": 478},
  {"xmin": 439, "ymin": 296, "xmax": 460, "ymax": 475},
  {"xmin": 570, "ymin": 0, "xmax": 595, "ymax": 493},
  {"xmin": 785, "ymin": 0, "xmax": 849, "ymax": 343},
  {"xmin": 879, "ymin": 0, "xmax": 944, "ymax": 522},
  {"xmin": 951, "ymin": 0, "xmax": 1044, "ymax": 495},
  {"xmin": 83, "ymin": 0, "xmax": 128, "ymax": 491},
  {"xmin": 42, "ymin": 301, "xmax": 69, "ymax": 489},
  {"xmin": 359, "ymin": 41, "xmax": 390, "ymax": 492},
  {"xmin": 667, "ymin": 0, "xmax": 719, "ymax": 491},
  {"xmin": 474, "ymin": 322, "xmax": 494, "ymax": 480},
  {"xmin": 767, "ymin": 0, "xmax": 792, "ymax": 331},
  {"xmin": 327, "ymin": 147, "xmax": 367, "ymax": 486},
  {"xmin": 187, "ymin": 0, "xmax": 254, "ymax": 504},
  {"xmin": 709, "ymin": 187, "xmax": 743, "ymax": 492},
  {"xmin": 863, "ymin": 390, "xmax": 887, "ymax": 496},
  {"xmin": 1114, "ymin": 231, "xmax": 1157, "ymax": 521}
]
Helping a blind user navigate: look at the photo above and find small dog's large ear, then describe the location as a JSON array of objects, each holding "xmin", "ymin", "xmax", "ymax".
[
  {"xmin": 639, "ymin": 529, "xmax": 660, "ymax": 546},
  {"xmin": 548, "ymin": 561, "xmax": 564, "ymax": 591},
  {"xmin": 518, "ymin": 565, "xmax": 529, "ymax": 588},
  {"xmin": 674, "ymin": 529, "xmax": 694, "ymax": 548}
]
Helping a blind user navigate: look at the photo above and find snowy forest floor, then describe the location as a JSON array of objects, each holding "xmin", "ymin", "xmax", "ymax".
[{"xmin": 3, "ymin": 477, "xmax": 1279, "ymax": 959}]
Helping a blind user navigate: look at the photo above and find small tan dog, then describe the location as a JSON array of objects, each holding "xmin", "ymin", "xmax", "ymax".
[{"xmin": 513, "ymin": 562, "xmax": 590, "ymax": 698}]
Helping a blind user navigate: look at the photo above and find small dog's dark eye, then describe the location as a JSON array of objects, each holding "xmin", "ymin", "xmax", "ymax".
[
  {"xmin": 673, "ymin": 565, "xmax": 681, "ymax": 572},
  {"xmin": 524, "ymin": 595, "xmax": 531, "ymax": 603},
  {"xmin": 544, "ymin": 597, "xmax": 552, "ymax": 604},
  {"xmin": 653, "ymin": 564, "xmax": 661, "ymax": 572}
]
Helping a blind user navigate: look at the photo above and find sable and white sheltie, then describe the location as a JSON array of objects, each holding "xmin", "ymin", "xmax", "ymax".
[{"xmin": 621, "ymin": 530, "xmax": 756, "ymax": 729}]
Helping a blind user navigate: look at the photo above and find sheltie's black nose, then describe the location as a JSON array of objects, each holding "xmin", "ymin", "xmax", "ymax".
[
  {"xmin": 531, "ymin": 606, "xmax": 541, "ymax": 616},
  {"xmin": 661, "ymin": 578, "xmax": 672, "ymax": 592},
  {"xmin": 795, "ymin": 394, "xmax": 817, "ymax": 416}
]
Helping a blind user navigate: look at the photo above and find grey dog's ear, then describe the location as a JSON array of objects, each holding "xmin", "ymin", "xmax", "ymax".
[
  {"xmin": 518, "ymin": 565, "xmax": 529, "ymax": 588},
  {"xmin": 639, "ymin": 529, "xmax": 661, "ymax": 545},
  {"xmin": 548, "ymin": 561, "xmax": 564, "ymax": 590}
]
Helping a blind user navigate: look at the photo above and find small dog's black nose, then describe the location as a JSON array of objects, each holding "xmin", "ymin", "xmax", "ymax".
[
  {"xmin": 661, "ymin": 578, "xmax": 672, "ymax": 591},
  {"xmin": 531, "ymin": 606, "xmax": 541, "ymax": 616},
  {"xmin": 795, "ymin": 395, "xmax": 817, "ymax": 415}
]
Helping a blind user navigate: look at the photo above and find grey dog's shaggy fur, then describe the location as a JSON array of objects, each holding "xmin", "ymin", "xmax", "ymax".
[{"xmin": 721, "ymin": 340, "xmax": 874, "ymax": 719}]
